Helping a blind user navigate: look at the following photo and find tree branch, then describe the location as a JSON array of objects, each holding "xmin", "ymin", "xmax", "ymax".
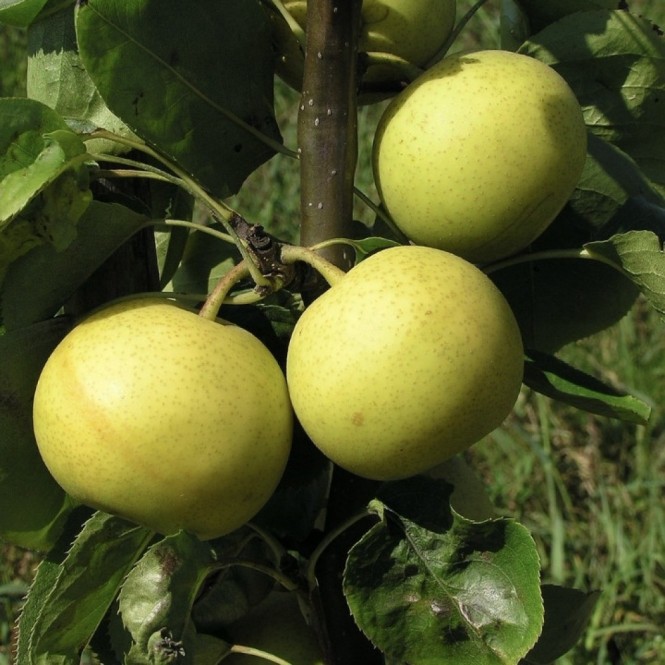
[
  {"xmin": 295, "ymin": 5, "xmax": 384, "ymax": 664},
  {"xmin": 297, "ymin": 0, "xmax": 361, "ymax": 276}
]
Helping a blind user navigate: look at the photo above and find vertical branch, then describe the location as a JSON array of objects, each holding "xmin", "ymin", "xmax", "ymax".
[
  {"xmin": 296, "ymin": 5, "xmax": 384, "ymax": 664},
  {"xmin": 297, "ymin": 0, "xmax": 361, "ymax": 272}
]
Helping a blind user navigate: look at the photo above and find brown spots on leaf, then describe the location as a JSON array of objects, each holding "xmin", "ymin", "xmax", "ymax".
[
  {"xmin": 132, "ymin": 91, "xmax": 144, "ymax": 116},
  {"xmin": 155, "ymin": 546, "xmax": 181, "ymax": 576}
]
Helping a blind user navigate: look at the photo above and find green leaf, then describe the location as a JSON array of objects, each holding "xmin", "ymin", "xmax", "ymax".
[
  {"xmin": 191, "ymin": 527, "xmax": 276, "ymax": 631},
  {"xmin": 75, "ymin": 0, "xmax": 281, "ymax": 198},
  {"xmin": 14, "ymin": 506, "xmax": 92, "ymax": 665},
  {"xmin": 253, "ymin": 420, "xmax": 330, "ymax": 543},
  {"xmin": 191, "ymin": 633, "xmax": 232, "ymax": 665},
  {"xmin": 490, "ymin": 257, "xmax": 639, "ymax": 354},
  {"xmin": 319, "ymin": 236, "xmax": 402, "ymax": 263},
  {"xmin": 520, "ymin": 10, "xmax": 665, "ymax": 194},
  {"xmin": 153, "ymin": 205, "xmax": 194, "ymax": 291},
  {"xmin": 0, "ymin": 98, "xmax": 69, "ymax": 174},
  {"xmin": 0, "ymin": 170, "xmax": 92, "ymax": 286},
  {"xmin": 117, "ymin": 532, "xmax": 216, "ymax": 664},
  {"xmin": 500, "ymin": 0, "xmax": 530, "ymax": 51},
  {"xmin": 26, "ymin": 2, "xmax": 135, "ymax": 154},
  {"xmin": 425, "ymin": 456, "xmax": 496, "ymax": 522},
  {"xmin": 489, "ymin": 134, "xmax": 665, "ymax": 353},
  {"xmin": 0, "ymin": 99, "xmax": 92, "ymax": 282},
  {"xmin": 524, "ymin": 349, "xmax": 652, "ymax": 424},
  {"xmin": 157, "ymin": 225, "xmax": 189, "ymax": 289},
  {"xmin": 521, "ymin": 585, "xmax": 600, "ymax": 664},
  {"xmin": 344, "ymin": 477, "xmax": 544, "ymax": 665},
  {"xmin": 353, "ymin": 236, "xmax": 402, "ymax": 261},
  {"xmin": 217, "ymin": 291, "xmax": 303, "ymax": 364},
  {"xmin": 0, "ymin": 317, "xmax": 75, "ymax": 551},
  {"xmin": 514, "ymin": 0, "xmax": 619, "ymax": 33},
  {"xmin": 0, "ymin": 200, "xmax": 151, "ymax": 329},
  {"xmin": 254, "ymin": 294, "xmax": 303, "ymax": 344},
  {"xmin": 16, "ymin": 512, "xmax": 154, "ymax": 665},
  {"xmin": 567, "ymin": 133, "xmax": 665, "ymax": 235},
  {"xmin": 169, "ymin": 224, "xmax": 238, "ymax": 296},
  {"xmin": 585, "ymin": 229, "xmax": 665, "ymax": 317},
  {"xmin": 0, "ymin": 0, "xmax": 49, "ymax": 27},
  {"xmin": 0, "ymin": 102, "xmax": 90, "ymax": 225}
]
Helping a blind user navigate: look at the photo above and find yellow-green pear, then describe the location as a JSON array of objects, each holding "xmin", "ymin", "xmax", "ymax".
[
  {"xmin": 32, "ymin": 298, "xmax": 293, "ymax": 540},
  {"xmin": 286, "ymin": 246, "xmax": 524, "ymax": 481},
  {"xmin": 358, "ymin": 0, "xmax": 456, "ymax": 76},
  {"xmin": 373, "ymin": 49, "xmax": 588, "ymax": 263},
  {"xmin": 224, "ymin": 591, "xmax": 324, "ymax": 664},
  {"xmin": 271, "ymin": 0, "xmax": 456, "ymax": 95}
]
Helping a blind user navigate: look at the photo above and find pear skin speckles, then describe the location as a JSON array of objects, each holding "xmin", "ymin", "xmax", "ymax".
[
  {"xmin": 33, "ymin": 299, "xmax": 293, "ymax": 540},
  {"xmin": 286, "ymin": 246, "xmax": 524, "ymax": 480},
  {"xmin": 373, "ymin": 49, "xmax": 587, "ymax": 263}
]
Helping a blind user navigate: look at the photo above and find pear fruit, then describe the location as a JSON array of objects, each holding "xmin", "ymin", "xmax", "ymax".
[
  {"xmin": 373, "ymin": 49, "xmax": 588, "ymax": 263},
  {"xmin": 32, "ymin": 298, "xmax": 293, "ymax": 540},
  {"xmin": 224, "ymin": 591, "xmax": 324, "ymax": 664},
  {"xmin": 286, "ymin": 246, "xmax": 524, "ymax": 481},
  {"xmin": 271, "ymin": 0, "xmax": 456, "ymax": 97}
]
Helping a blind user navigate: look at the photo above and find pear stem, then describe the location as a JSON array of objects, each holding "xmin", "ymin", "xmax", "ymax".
[
  {"xmin": 89, "ymin": 130, "xmax": 271, "ymax": 289},
  {"xmin": 280, "ymin": 245, "xmax": 347, "ymax": 287},
  {"xmin": 163, "ymin": 219, "xmax": 234, "ymax": 244},
  {"xmin": 88, "ymin": 153, "xmax": 184, "ymax": 187},
  {"xmin": 199, "ymin": 243, "xmax": 349, "ymax": 320},
  {"xmin": 427, "ymin": 0, "xmax": 492, "ymax": 67},
  {"xmin": 304, "ymin": 509, "xmax": 371, "ymax": 591},
  {"xmin": 228, "ymin": 645, "xmax": 292, "ymax": 665},
  {"xmin": 210, "ymin": 557, "xmax": 300, "ymax": 592},
  {"xmin": 198, "ymin": 261, "xmax": 251, "ymax": 321},
  {"xmin": 352, "ymin": 186, "xmax": 408, "ymax": 242},
  {"xmin": 482, "ymin": 247, "xmax": 631, "ymax": 278},
  {"xmin": 247, "ymin": 521, "xmax": 290, "ymax": 563}
]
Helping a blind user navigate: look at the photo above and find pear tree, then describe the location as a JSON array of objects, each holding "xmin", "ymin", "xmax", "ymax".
[{"xmin": 1, "ymin": 1, "xmax": 664, "ymax": 664}]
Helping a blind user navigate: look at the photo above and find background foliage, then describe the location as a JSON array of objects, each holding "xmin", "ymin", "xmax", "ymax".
[{"xmin": 1, "ymin": 1, "xmax": 664, "ymax": 664}]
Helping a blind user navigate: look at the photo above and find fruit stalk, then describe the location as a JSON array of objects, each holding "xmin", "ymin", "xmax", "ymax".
[
  {"xmin": 431, "ymin": 0, "xmax": 491, "ymax": 65},
  {"xmin": 198, "ymin": 260, "xmax": 251, "ymax": 320},
  {"xmin": 280, "ymin": 244, "xmax": 346, "ymax": 287}
]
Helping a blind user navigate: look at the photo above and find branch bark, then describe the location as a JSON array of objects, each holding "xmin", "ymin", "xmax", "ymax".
[{"xmin": 297, "ymin": 0, "xmax": 361, "ymax": 275}]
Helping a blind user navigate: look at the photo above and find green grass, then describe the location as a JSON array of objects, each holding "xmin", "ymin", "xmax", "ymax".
[
  {"xmin": 460, "ymin": 4, "xmax": 665, "ymax": 661},
  {"xmin": 472, "ymin": 299, "xmax": 665, "ymax": 664}
]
